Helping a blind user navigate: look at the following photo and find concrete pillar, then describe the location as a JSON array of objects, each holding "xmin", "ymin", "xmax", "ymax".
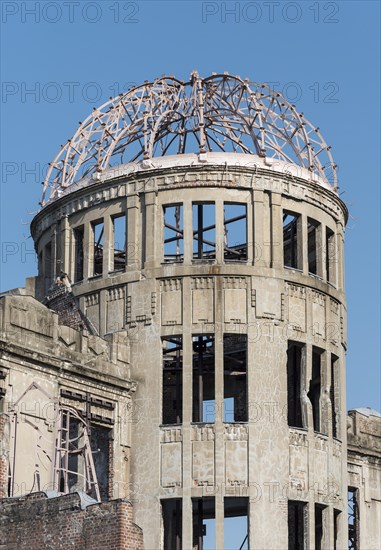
[
  {"xmin": 126, "ymin": 193, "xmax": 140, "ymax": 270},
  {"xmin": 144, "ymin": 191, "xmax": 157, "ymax": 268},
  {"xmin": 103, "ymin": 215, "xmax": 113, "ymax": 276},
  {"xmin": 270, "ymin": 192, "xmax": 283, "ymax": 269}
]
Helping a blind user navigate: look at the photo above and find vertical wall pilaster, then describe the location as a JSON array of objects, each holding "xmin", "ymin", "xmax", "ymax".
[
  {"xmin": 126, "ymin": 193, "xmax": 140, "ymax": 271},
  {"xmin": 270, "ymin": 192, "xmax": 283, "ymax": 269}
]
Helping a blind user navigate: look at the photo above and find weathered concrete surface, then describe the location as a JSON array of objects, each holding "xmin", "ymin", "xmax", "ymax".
[
  {"xmin": 0, "ymin": 294, "xmax": 136, "ymax": 501},
  {"xmin": 28, "ymin": 157, "xmax": 350, "ymax": 549},
  {"xmin": 347, "ymin": 408, "xmax": 381, "ymax": 550}
]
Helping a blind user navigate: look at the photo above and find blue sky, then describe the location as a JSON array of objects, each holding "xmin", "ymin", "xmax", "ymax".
[{"xmin": 1, "ymin": 0, "xmax": 380, "ymax": 417}]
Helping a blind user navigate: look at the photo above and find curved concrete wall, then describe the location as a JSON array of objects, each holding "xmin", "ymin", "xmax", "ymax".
[{"xmin": 31, "ymin": 157, "xmax": 348, "ymax": 549}]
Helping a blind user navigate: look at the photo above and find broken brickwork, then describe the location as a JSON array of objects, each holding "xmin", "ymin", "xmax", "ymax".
[
  {"xmin": 0, "ymin": 492, "xmax": 144, "ymax": 550},
  {"xmin": 45, "ymin": 280, "xmax": 96, "ymax": 334}
]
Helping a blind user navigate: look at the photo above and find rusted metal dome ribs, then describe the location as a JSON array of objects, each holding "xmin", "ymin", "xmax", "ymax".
[{"xmin": 41, "ymin": 71, "xmax": 337, "ymax": 205}]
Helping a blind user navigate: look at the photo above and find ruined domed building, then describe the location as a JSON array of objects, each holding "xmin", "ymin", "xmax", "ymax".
[{"xmin": 0, "ymin": 72, "xmax": 380, "ymax": 549}]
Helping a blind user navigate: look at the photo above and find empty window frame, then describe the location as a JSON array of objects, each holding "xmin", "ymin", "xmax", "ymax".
[
  {"xmin": 315, "ymin": 504, "xmax": 326, "ymax": 550},
  {"xmin": 348, "ymin": 487, "xmax": 359, "ymax": 550},
  {"xmin": 287, "ymin": 342, "xmax": 304, "ymax": 429},
  {"xmin": 193, "ymin": 203, "xmax": 216, "ymax": 260},
  {"xmin": 92, "ymin": 220, "xmax": 104, "ymax": 276},
  {"xmin": 74, "ymin": 225, "xmax": 84, "ymax": 282},
  {"xmin": 283, "ymin": 211, "xmax": 301, "ymax": 269},
  {"xmin": 333, "ymin": 509, "xmax": 341, "ymax": 550},
  {"xmin": 223, "ymin": 335, "xmax": 247, "ymax": 422},
  {"xmin": 164, "ymin": 205, "xmax": 184, "ymax": 262},
  {"xmin": 308, "ymin": 218, "xmax": 320, "ymax": 275},
  {"xmin": 308, "ymin": 348, "xmax": 323, "ymax": 432},
  {"xmin": 331, "ymin": 355, "xmax": 339, "ymax": 438},
  {"xmin": 112, "ymin": 214, "xmax": 126, "ymax": 272},
  {"xmin": 162, "ymin": 498, "xmax": 182, "ymax": 550},
  {"xmin": 90, "ymin": 424, "xmax": 111, "ymax": 501},
  {"xmin": 326, "ymin": 227, "xmax": 335, "ymax": 284},
  {"xmin": 162, "ymin": 337, "xmax": 183, "ymax": 425},
  {"xmin": 59, "ymin": 409, "xmax": 100, "ymax": 501},
  {"xmin": 288, "ymin": 500, "xmax": 307, "ymax": 550},
  {"xmin": 192, "ymin": 336, "xmax": 215, "ymax": 423},
  {"xmin": 223, "ymin": 203, "xmax": 247, "ymax": 261},
  {"xmin": 192, "ymin": 497, "xmax": 215, "ymax": 550},
  {"xmin": 224, "ymin": 497, "xmax": 249, "ymax": 550}
]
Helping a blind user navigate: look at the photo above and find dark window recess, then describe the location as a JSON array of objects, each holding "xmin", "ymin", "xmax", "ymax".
[
  {"xmin": 164, "ymin": 205, "xmax": 184, "ymax": 262},
  {"xmin": 288, "ymin": 500, "xmax": 307, "ymax": 550},
  {"xmin": 223, "ymin": 203, "xmax": 247, "ymax": 261},
  {"xmin": 283, "ymin": 212, "xmax": 300, "ymax": 269},
  {"xmin": 287, "ymin": 342, "xmax": 304, "ymax": 429},
  {"xmin": 308, "ymin": 218, "xmax": 320, "ymax": 275},
  {"xmin": 162, "ymin": 337, "xmax": 183, "ymax": 425},
  {"xmin": 331, "ymin": 355, "xmax": 339, "ymax": 438},
  {"xmin": 66, "ymin": 415, "xmax": 80, "ymax": 493},
  {"xmin": 90, "ymin": 425, "xmax": 111, "ymax": 501},
  {"xmin": 192, "ymin": 336, "xmax": 215, "ymax": 422},
  {"xmin": 162, "ymin": 499, "xmax": 182, "ymax": 550},
  {"xmin": 326, "ymin": 227, "xmax": 335, "ymax": 283},
  {"xmin": 112, "ymin": 215, "xmax": 126, "ymax": 271},
  {"xmin": 334, "ymin": 509, "xmax": 341, "ymax": 550},
  {"xmin": 348, "ymin": 487, "xmax": 360, "ymax": 550},
  {"xmin": 223, "ymin": 335, "xmax": 247, "ymax": 422},
  {"xmin": 193, "ymin": 203, "xmax": 216, "ymax": 260},
  {"xmin": 192, "ymin": 498, "xmax": 215, "ymax": 550},
  {"xmin": 224, "ymin": 497, "xmax": 249, "ymax": 550},
  {"xmin": 92, "ymin": 220, "xmax": 104, "ymax": 276},
  {"xmin": 315, "ymin": 504, "xmax": 325, "ymax": 550},
  {"xmin": 74, "ymin": 226, "xmax": 84, "ymax": 282},
  {"xmin": 308, "ymin": 348, "xmax": 322, "ymax": 432}
]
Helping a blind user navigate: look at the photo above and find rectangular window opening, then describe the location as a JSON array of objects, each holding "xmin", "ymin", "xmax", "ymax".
[
  {"xmin": 309, "ymin": 348, "xmax": 322, "ymax": 432},
  {"xmin": 308, "ymin": 218, "xmax": 320, "ymax": 275},
  {"xmin": 162, "ymin": 337, "xmax": 183, "ymax": 425},
  {"xmin": 223, "ymin": 203, "xmax": 247, "ymax": 262},
  {"xmin": 315, "ymin": 504, "xmax": 326, "ymax": 550},
  {"xmin": 193, "ymin": 203, "xmax": 216, "ymax": 260},
  {"xmin": 224, "ymin": 497, "xmax": 249, "ymax": 550},
  {"xmin": 162, "ymin": 498, "xmax": 182, "ymax": 550},
  {"xmin": 192, "ymin": 497, "xmax": 215, "ymax": 550},
  {"xmin": 326, "ymin": 227, "xmax": 335, "ymax": 283},
  {"xmin": 90, "ymin": 424, "xmax": 111, "ymax": 501},
  {"xmin": 192, "ymin": 335, "xmax": 215, "ymax": 423},
  {"xmin": 287, "ymin": 342, "xmax": 304, "ymax": 429},
  {"xmin": 92, "ymin": 220, "xmax": 104, "ymax": 276},
  {"xmin": 74, "ymin": 225, "xmax": 84, "ymax": 282},
  {"xmin": 223, "ymin": 335, "xmax": 247, "ymax": 422},
  {"xmin": 283, "ymin": 211, "xmax": 300, "ymax": 269},
  {"xmin": 288, "ymin": 500, "xmax": 307, "ymax": 550},
  {"xmin": 331, "ymin": 355, "xmax": 339, "ymax": 439},
  {"xmin": 112, "ymin": 214, "xmax": 126, "ymax": 272},
  {"xmin": 334, "ymin": 509, "xmax": 341, "ymax": 550},
  {"xmin": 348, "ymin": 487, "xmax": 359, "ymax": 550},
  {"xmin": 164, "ymin": 205, "xmax": 184, "ymax": 262}
]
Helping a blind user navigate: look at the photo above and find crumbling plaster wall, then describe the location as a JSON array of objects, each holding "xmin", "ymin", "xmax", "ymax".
[{"xmin": 0, "ymin": 294, "xmax": 136, "ymax": 501}]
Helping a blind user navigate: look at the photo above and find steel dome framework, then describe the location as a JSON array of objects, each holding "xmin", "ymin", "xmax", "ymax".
[{"xmin": 41, "ymin": 71, "xmax": 337, "ymax": 205}]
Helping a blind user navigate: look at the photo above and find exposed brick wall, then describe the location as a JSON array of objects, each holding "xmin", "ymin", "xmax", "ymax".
[
  {"xmin": 0, "ymin": 492, "xmax": 144, "ymax": 550},
  {"xmin": 45, "ymin": 283, "xmax": 95, "ymax": 334}
]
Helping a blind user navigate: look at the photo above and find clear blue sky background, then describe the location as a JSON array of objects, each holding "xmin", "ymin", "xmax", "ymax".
[{"xmin": 1, "ymin": 1, "xmax": 380, "ymax": 418}]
